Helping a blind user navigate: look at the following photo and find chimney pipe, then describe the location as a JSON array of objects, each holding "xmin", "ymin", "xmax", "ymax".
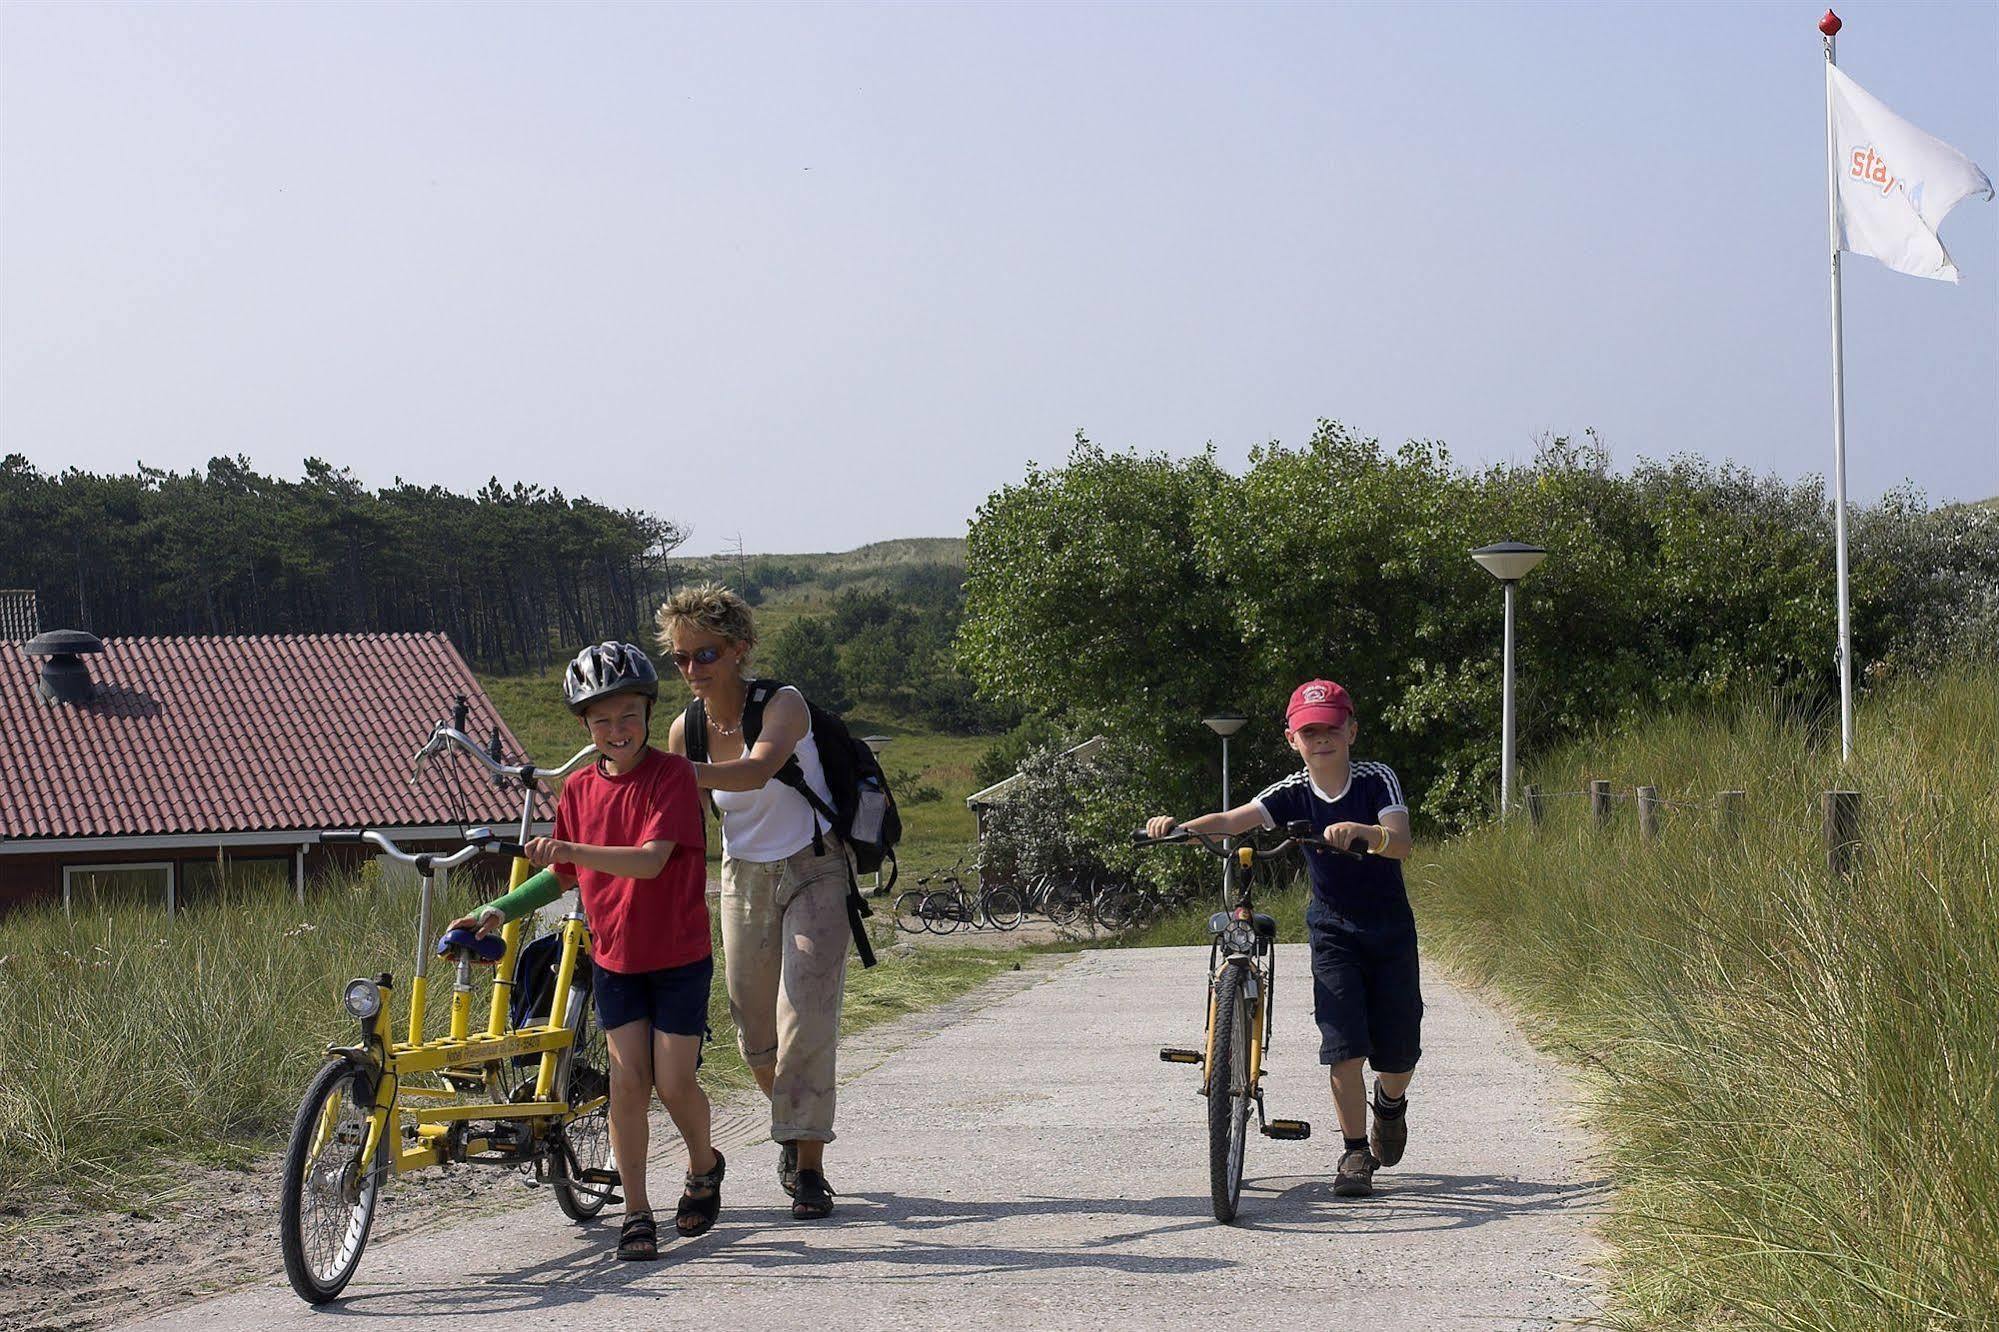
[{"xmin": 22, "ymin": 630, "xmax": 104, "ymax": 706}]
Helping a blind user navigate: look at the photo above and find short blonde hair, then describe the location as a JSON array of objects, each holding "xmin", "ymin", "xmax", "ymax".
[{"xmin": 655, "ymin": 583, "xmax": 758, "ymax": 657}]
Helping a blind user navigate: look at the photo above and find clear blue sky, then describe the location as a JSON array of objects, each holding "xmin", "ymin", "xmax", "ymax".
[{"xmin": 2, "ymin": 2, "xmax": 1992, "ymax": 556}]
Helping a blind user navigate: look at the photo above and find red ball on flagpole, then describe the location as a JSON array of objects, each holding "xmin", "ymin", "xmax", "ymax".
[{"xmin": 1819, "ymin": 10, "xmax": 1843, "ymax": 36}]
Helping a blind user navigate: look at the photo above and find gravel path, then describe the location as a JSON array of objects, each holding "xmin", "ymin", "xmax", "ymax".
[{"xmin": 119, "ymin": 946, "xmax": 1607, "ymax": 1331}]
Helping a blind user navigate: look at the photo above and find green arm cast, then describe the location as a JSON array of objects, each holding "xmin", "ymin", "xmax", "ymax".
[{"xmin": 476, "ymin": 868, "xmax": 563, "ymax": 923}]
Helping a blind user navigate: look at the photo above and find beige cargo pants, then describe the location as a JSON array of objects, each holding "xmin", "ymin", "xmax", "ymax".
[{"xmin": 718, "ymin": 836, "xmax": 850, "ymax": 1143}]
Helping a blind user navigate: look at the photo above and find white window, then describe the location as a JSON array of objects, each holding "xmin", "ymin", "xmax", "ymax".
[{"xmin": 62, "ymin": 863, "xmax": 175, "ymax": 916}]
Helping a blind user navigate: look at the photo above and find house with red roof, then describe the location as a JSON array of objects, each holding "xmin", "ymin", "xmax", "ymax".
[{"xmin": 0, "ymin": 630, "xmax": 550, "ymax": 914}]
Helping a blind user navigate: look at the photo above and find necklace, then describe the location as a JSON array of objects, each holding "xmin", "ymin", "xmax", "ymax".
[{"xmin": 710, "ymin": 713, "xmax": 743, "ymax": 738}]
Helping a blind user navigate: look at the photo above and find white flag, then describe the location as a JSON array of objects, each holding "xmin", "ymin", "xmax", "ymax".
[{"xmin": 1828, "ymin": 64, "xmax": 1993, "ymax": 282}]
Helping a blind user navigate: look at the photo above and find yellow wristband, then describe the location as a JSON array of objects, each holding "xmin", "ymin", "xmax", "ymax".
[{"xmin": 1373, "ymin": 826, "xmax": 1390, "ymax": 854}]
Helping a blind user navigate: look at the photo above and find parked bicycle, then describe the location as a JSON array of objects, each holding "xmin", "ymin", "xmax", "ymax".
[
  {"xmin": 1133, "ymin": 820, "xmax": 1363, "ymax": 1222},
  {"xmin": 279, "ymin": 724, "xmax": 612, "ymax": 1304},
  {"xmin": 919, "ymin": 872, "xmax": 1024, "ymax": 933}
]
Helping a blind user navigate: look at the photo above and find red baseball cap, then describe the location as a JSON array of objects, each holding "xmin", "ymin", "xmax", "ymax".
[{"xmin": 1285, "ymin": 679, "xmax": 1353, "ymax": 730}]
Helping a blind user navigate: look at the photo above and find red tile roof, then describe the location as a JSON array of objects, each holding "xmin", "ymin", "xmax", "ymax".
[{"xmin": 0, "ymin": 634, "xmax": 551, "ymax": 840}]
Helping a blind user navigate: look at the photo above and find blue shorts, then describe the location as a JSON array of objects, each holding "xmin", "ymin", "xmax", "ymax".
[
  {"xmin": 593, "ymin": 955, "xmax": 713, "ymax": 1038},
  {"xmin": 1305, "ymin": 908, "xmax": 1423, "ymax": 1073}
]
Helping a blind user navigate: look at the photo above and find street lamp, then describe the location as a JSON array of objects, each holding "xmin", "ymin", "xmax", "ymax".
[
  {"xmin": 860, "ymin": 735, "xmax": 891, "ymax": 757},
  {"xmin": 1470, "ymin": 541, "xmax": 1548, "ymax": 821},
  {"xmin": 1202, "ymin": 714, "xmax": 1249, "ymax": 901},
  {"xmin": 1201, "ymin": 713, "xmax": 1249, "ymax": 807}
]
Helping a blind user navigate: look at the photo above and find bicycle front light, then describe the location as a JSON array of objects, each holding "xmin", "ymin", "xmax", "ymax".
[{"xmin": 342, "ymin": 978, "xmax": 384, "ymax": 1020}]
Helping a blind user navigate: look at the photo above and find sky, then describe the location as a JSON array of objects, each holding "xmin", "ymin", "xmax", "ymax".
[{"xmin": 2, "ymin": 2, "xmax": 1993, "ymax": 557}]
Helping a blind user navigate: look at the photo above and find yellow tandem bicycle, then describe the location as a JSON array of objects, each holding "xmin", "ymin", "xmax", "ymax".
[{"xmin": 279, "ymin": 724, "xmax": 611, "ymax": 1304}]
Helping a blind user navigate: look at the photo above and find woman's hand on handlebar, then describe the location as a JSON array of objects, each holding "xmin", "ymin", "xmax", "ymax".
[{"xmin": 1144, "ymin": 815, "xmax": 1180, "ymax": 840}]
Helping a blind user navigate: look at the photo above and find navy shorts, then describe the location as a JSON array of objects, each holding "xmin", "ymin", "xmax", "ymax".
[
  {"xmin": 1305, "ymin": 908, "xmax": 1423, "ymax": 1073},
  {"xmin": 593, "ymin": 955, "xmax": 713, "ymax": 1038}
]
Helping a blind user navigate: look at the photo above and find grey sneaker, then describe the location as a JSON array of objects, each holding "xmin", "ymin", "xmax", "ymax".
[
  {"xmin": 1333, "ymin": 1146, "xmax": 1378, "ymax": 1198},
  {"xmin": 778, "ymin": 1141, "xmax": 799, "ymax": 1198},
  {"xmin": 1370, "ymin": 1097, "xmax": 1407, "ymax": 1168}
]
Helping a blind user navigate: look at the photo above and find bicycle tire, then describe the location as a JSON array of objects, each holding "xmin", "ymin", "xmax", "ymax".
[
  {"xmin": 983, "ymin": 886, "xmax": 1025, "ymax": 931},
  {"xmin": 553, "ymin": 985, "xmax": 615, "ymax": 1221},
  {"xmin": 1041, "ymin": 877, "xmax": 1084, "ymax": 927},
  {"xmin": 920, "ymin": 890, "xmax": 962, "ymax": 934},
  {"xmin": 893, "ymin": 889, "xmax": 930, "ymax": 934},
  {"xmin": 1207, "ymin": 964, "xmax": 1252, "ymax": 1223},
  {"xmin": 280, "ymin": 1058, "xmax": 386, "ymax": 1304}
]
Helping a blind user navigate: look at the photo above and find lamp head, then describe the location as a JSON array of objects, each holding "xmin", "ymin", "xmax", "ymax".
[
  {"xmin": 1202, "ymin": 713, "xmax": 1248, "ymax": 738},
  {"xmin": 1470, "ymin": 541, "xmax": 1548, "ymax": 583}
]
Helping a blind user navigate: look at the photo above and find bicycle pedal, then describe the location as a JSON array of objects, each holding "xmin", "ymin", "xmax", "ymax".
[
  {"xmin": 1159, "ymin": 1047, "xmax": 1203, "ymax": 1064},
  {"xmin": 1261, "ymin": 1119, "xmax": 1312, "ymax": 1141},
  {"xmin": 575, "ymin": 1168, "xmax": 622, "ymax": 1185}
]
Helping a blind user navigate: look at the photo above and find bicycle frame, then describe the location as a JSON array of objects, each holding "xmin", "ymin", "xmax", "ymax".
[{"xmin": 321, "ymin": 726, "xmax": 605, "ymax": 1179}]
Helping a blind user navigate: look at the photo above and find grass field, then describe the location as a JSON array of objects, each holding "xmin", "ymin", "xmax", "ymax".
[
  {"xmin": 1416, "ymin": 663, "xmax": 1998, "ymax": 1330},
  {"xmin": 0, "ymin": 875, "xmax": 1010, "ymax": 1213}
]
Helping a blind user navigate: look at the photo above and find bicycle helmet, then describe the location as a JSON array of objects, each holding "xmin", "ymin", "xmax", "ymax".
[{"xmin": 563, "ymin": 640, "xmax": 660, "ymax": 715}]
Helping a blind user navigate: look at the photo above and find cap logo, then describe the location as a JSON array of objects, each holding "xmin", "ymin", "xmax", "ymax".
[{"xmin": 1302, "ymin": 684, "xmax": 1330, "ymax": 704}]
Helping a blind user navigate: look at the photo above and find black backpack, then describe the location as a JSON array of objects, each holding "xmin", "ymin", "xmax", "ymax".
[{"xmin": 683, "ymin": 679, "xmax": 899, "ymax": 967}]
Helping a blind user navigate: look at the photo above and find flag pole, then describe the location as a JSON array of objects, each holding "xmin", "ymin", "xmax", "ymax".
[{"xmin": 1820, "ymin": 8, "xmax": 1855, "ymax": 764}]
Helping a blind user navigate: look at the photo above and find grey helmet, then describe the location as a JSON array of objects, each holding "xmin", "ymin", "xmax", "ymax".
[{"xmin": 563, "ymin": 641, "xmax": 660, "ymax": 715}]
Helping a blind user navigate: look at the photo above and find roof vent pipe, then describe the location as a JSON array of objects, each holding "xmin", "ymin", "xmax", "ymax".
[{"xmin": 22, "ymin": 629, "xmax": 104, "ymax": 706}]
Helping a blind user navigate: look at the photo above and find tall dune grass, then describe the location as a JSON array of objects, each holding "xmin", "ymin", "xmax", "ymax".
[
  {"xmin": 1409, "ymin": 662, "xmax": 1998, "ymax": 1330},
  {"xmin": 0, "ymin": 870, "xmax": 1003, "ymax": 1211}
]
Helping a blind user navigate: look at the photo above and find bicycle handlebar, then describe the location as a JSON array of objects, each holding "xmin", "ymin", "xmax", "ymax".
[
  {"xmin": 1131, "ymin": 822, "xmax": 1368, "ymax": 860},
  {"xmin": 317, "ymin": 826, "xmax": 527, "ymax": 867},
  {"xmin": 409, "ymin": 722, "xmax": 598, "ymax": 789}
]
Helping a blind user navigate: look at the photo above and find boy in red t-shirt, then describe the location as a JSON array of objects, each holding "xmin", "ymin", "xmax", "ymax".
[{"xmin": 450, "ymin": 641, "xmax": 718, "ymax": 1260}]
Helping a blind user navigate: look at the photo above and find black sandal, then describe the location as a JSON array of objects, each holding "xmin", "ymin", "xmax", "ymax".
[
  {"xmin": 791, "ymin": 1167, "xmax": 835, "ymax": 1220},
  {"xmin": 675, "ymin": 1150, "xmax": 726, "ymax": 1238},
  {"xmin": 617, "ymin": 1211, "xmax": 657, "ymax": 1261}
]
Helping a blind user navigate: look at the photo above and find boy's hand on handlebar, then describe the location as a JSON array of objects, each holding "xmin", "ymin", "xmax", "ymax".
[
  {"xmin": 1324, "ymin": 821, "xmax": 1377, "ymax": 853},
  {"xmin": 1144, "ymin": 815, "xmax": 1179, "ymax": 839},
  {"xmin": 523, "ymin": 836, "xmax": 564, "ymax": 867}
]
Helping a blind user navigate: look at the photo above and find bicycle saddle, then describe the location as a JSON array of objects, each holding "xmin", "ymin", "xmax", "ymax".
[{"xmin": 435, "ymin": 927, "xmax": 507, "ymax": 964}]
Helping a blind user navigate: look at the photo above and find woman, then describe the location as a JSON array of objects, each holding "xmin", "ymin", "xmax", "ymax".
[{"xmin": 660, "ymin": 584, "xmax": 849, "ymax": 1220}]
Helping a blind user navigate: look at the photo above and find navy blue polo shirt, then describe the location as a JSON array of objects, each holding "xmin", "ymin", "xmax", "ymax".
[{"xmin": 1255, "ymin": 761, "xmax": 1411, "ymax": 927}]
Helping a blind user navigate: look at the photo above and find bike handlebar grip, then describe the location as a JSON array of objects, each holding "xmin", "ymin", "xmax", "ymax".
[
  {"xmin": 319, "ymin": 830, "xmax": 364, "ymax": 844},
  {"xmin": 491, "ymin": 841, "xmax": 528, "ymax": 860}
]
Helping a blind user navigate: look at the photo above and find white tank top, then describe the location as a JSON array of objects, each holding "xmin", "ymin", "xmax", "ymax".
[{"xmin": 711, "ymin": 685, "xmax": 839, "ymax": 862}]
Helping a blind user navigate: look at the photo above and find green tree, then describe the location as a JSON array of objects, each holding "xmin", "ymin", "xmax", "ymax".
[{"xmin": 763, "ymin": 616, "xmax": 852, "ymax": 711}]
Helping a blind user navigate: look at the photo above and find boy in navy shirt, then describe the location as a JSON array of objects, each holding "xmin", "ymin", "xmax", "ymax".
[{"xmin": 1145, "ymin": 679, "xmax": 1418, "ymax": 1197}]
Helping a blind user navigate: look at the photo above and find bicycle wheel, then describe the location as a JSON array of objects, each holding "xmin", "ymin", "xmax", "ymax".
[
  {"xmin": 553, "ymin": 986, "xmax": 615, "ymax": 1221},
  {"xmin": 280, "ymin": 1058, "xmax": 387, "ymax": 1303},
  {"xmin": 1207, "ymin": 963, "xmax": 1252, "ymax": 1222},
  {"xmin": 982, "ymin": 886, "xmax": 1025, "ymax": 931},
  {"xmin": 894, "ymin": 889, "xmax": 930, "ymax": 934},
  {"xmin": 920, "ymin": 890, "xmax": 962, "ymax": 934},
  {"xmin": 1042, "ymin": 878, "xmax": 1084, "ymax": 927}
]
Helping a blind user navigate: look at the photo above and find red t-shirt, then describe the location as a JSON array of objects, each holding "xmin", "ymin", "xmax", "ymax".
[{"xmin": 551, "ymin": 747, "xmax": 709, "ymax": 974}]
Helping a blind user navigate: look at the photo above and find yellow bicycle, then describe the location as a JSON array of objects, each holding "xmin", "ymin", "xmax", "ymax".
[
  {"xmin": 1136, "ymin": 821, "xmax": 1361, "ymax": 1222},
  {"xmin": 278, "ymin": 724, "xmax": 609, "ymax": 1304}
]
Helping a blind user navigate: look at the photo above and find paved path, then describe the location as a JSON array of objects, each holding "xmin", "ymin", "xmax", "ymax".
[{"xmin": 123, "ymin": 947, "xmax": 1607, "ymax": 1331}]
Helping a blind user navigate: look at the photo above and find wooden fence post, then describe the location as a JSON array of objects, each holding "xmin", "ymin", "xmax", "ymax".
[
  {"xmin": 1716, "ymin": 790, "xmax": 1744, "ymax": 836},
  {"xmin": 1590, "ymin": 780, "xmax": 1613, "ymax": 828},
  {"xmin": 1523, "ymin": 783, "xmax": 1545, "ymax": 829},
  {"xmin": 1637, "ymin": 786, "xmax": 1661, "ymax": 842},
  {"xmin": 1823, "ymin": 790, "xmax": 1862, "ymax": 876}
]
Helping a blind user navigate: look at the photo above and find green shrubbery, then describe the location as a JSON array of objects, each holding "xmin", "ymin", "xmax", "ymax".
[{"xmin": 959, "ymin": 425, "xmax": 1998, "ymax": 839}]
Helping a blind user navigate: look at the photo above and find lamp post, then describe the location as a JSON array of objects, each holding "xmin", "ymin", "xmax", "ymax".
[
  {"xmin": 1470, "ymin": 541, "xmax": 1548, "ymax": 821},
  {"xmin": 1202, "ymin": 714, "xmax": 1248, "ymax": 898}
]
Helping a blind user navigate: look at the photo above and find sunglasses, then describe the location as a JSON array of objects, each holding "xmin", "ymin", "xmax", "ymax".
[{"xmin": 669, "ymin": 645, "xmax": 726, "ymax": 670}]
